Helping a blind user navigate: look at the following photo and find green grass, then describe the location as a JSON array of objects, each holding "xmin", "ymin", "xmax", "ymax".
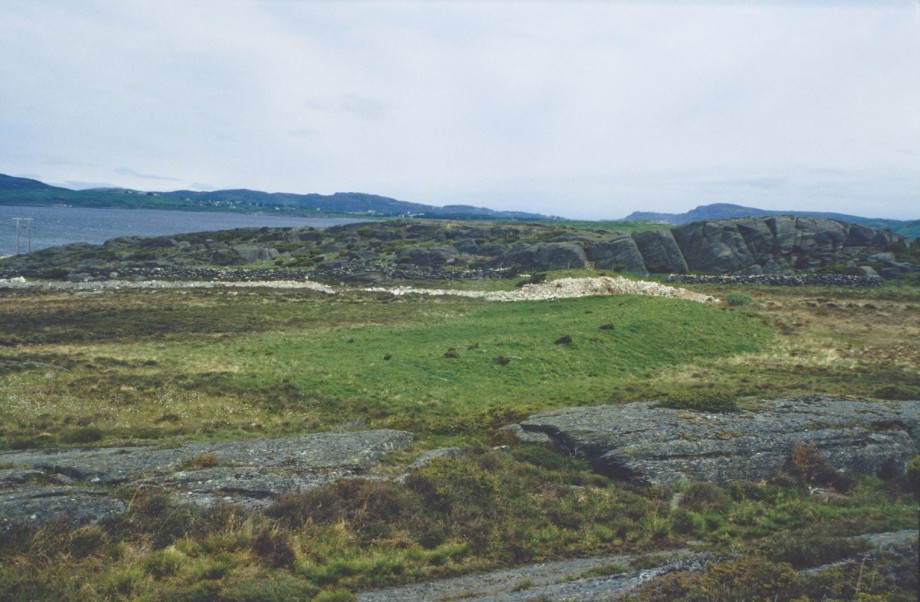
[{"xmin": 0, "ymin": 290, "xmax": 770, "ymax": 446}]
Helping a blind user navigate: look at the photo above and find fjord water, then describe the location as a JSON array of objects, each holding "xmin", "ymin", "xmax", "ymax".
[{"xmin": 0, "ymin": 205, "xmax": 366, "ymax": 256}]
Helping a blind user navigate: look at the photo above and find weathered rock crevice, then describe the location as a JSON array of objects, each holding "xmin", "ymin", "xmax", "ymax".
[{"xmin": 515, "ymin": 397, "xmax": 920, "ymax": 486}]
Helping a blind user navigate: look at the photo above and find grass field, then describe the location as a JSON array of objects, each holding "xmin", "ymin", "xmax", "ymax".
[
  {"xmin": 0, "ymin": 287, "xmax": 772, "ymax": 448},
  {"xmin": 0, "ymin": 278, "xmax": 917, "ymax": 600}
]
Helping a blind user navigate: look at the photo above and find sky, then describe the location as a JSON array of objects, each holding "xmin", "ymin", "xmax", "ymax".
[{"xmin": 1, "ymin": 1, "xmax": 918, "ymax": 220}]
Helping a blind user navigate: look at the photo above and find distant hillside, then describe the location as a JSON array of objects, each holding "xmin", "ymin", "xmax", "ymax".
[
  {"xmin": 621, "ymin": 203, "xmax": 920, "ymax": 239},
  {"xmin": 0, "ymin": 174, "xmax": 68, "ymax": 192},
  {"xmin": 0, "ymin": 173, "xmax": 557, "ymax": 221}
]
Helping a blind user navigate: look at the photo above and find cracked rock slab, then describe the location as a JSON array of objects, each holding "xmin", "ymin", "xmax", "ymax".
[
  {"xmin": 0, "ymin": 430, "xmax": 413, "ymax": 530},
  {"xmin": 0, "ymin": 486, "xmax": 126, "ymax": 532},
  {"xmin": 516, "ymin": 396, "xmax": 920, "ymax": 485}
]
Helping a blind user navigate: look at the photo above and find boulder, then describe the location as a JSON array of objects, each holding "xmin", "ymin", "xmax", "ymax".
[
  {"xmin": 233, "ymin": 246, "xmax": 280, "ymax": 262},
  {"xmin": 792, "ymin": 218, "xmax": 848, "ymax": 254},
  {"xmin": 733, "ymin": 218, "xmax": 779, "ymax": 257},
  {"xmin": 672, "ymin": 221, "xmax": 756, "ymax": 273},
  {"xmin": 585, "ymin": 236, "xmax": 649, "ymax": 275},
  {"xmin": 765, "ymin": 216, "xmax": 798, "ymax": 255},
  {"xmin": 533, "ymin": 242, "xmax": 588, "ymax": 269},
  {"xmin": 515, "ymin": 397, "xmax": 919, "ymax": 486},
  {"xmin": 632, "ymin": 230, "xmax": 689, "ymax": 274},
  {"xmin": 488, "ymin": 243, "xmax": 588, "ymax": 271},
  {"xmin": 398, "ymin": 245, "xmax": 459, "ymax": 266}
]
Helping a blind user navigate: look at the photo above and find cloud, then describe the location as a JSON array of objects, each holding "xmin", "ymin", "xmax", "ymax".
[
  {"xmin": 303, "ymin": 94, "xmax": 390, "ymax": 121},
  {"xmin": 114, "ymin": 167, "xmax": 180, "ymax": 182},
  {"xmin": 1, "ymin": 1, "xmax": 917, "ymax": 219}
]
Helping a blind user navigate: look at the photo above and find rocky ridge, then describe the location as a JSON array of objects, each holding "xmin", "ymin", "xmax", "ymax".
[{"xmin": 0, "ymin": 216, "xmax": 914, "ymax": 282}]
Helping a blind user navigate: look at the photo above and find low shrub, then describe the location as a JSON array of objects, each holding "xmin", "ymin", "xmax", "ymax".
[
  {"xmin": 785, "ymin": 443, "xmax": 854, "ymax": 491},
  {"xmin": 60, "ymin": 426, "xmax": 104, "ymax": 444},
  {"xmin": 143, "ymin": 547, "xmax": 188, "ymax": 578},
  {"xmin": 251, "ymin": 528, "xmax": 297, "ymax": 569},
  {"xmin": 68, "ymin": 525, "xmax": 108, "ymax": 558},
  {"xmin": 724, "ymin": 292, "xmax": 753, "ymax": 307},
  {"xmin": 180, "ymin": 452, "xmax": 220, "ymax": 470},
  {"xmin": 679, "ymin": 483, "xmax": 732, "ymax": 513},
  {"xmin": 758, "ymin": 532, "xmax": 867, "ymax": 569},
  {"xmin": 218, "ymin": 572, "xmax": 320, "ymax": 601},
  {"xmin": 873, "ymin": 385, "xmax": 918, "ymax": 400},
  {"xmin": 904, "ymin": 454, "xmax": 920, "ymax": 495}
]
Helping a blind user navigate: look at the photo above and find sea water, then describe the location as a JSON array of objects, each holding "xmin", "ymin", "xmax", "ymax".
[{"xmin": 0, "ymin": 205, "xmax": 367, "ymax": 256}]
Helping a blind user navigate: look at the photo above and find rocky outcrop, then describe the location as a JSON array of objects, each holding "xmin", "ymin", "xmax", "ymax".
[
  {"xmin": 487, "ymin": 242, "xmax": 589, "ymax": 270},
  {"xmin": 398, "ymin": 245, "xmax": 459, "ymax": 266},
  {"xmin": 232, "ymin": 245, "xmax": 279, "ymax": 262},
  {"xmin": 632, "ymin": 229, "xmax": 690, "ymax": 274},
  {"xmin": 0, "ymin": 217, "xmax": 912, "ymax": 282},
  {"xmin": 0, "ymin": 430, "xmax": 412, "ymax": 532},
  {"xmin": 585, "ymin": 236, "xmax": 649, "ymax": 275},
  {"xmin": 515, "ymin": 397, "xmax": 920, "ymax": 486},
  {"xmin": 665, "ymin": 216, "xmax": 908, "ymax": 275},
  {"xmin": 671, "ymin": 221, "xmax": 756, "ymax": 273}
]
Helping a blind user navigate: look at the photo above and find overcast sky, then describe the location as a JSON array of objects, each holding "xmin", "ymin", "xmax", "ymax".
[{"xmin": 2, "ymin": 1, "xmax": 918, "ymax": 219}]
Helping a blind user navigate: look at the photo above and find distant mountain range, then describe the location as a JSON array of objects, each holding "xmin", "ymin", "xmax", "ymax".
[
  {"xmin": 621, "ymin": 203, "xmax": 919, "ymax": 239},
  {"xmin": 2, "ymin": 174, "xmax": 917, "ymax": 239},
  {"xmin": 0, "ymin": 173, "xmax": 557, "ymax": 221}
]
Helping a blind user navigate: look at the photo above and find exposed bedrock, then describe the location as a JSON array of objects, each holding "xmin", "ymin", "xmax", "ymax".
[
  {"xmin": 516, "ymin": 396, "xmax": 920, "ymax": 486},
  {"xmin": 487, "ymin": 242, "xmax": 589, "ymax": 271},
  {"xmin": 632, "ymin": 229, "xmax": 690, "ymax": 274},
  {"xmin": 0, "ymin": 430, "xmax": 413, "ymax": 532},
  {"xmin": 585, "ymin": 235, "xmax": 650, "ymax": 275}
]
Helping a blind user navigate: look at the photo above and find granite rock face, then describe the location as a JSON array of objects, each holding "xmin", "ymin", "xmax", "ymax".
[
  {"xmin": 488, "ymin": 242, "xmax": 589, "ymax": 271},
  {"xmin": 632, "ymin": 229, "xmax": 690, "ymax": 274},
  {"xmin": 516, "ymin": 397, "xmax": 920, "ymax": 486},
  {"xmin": 585, "ymin": 236, "xmax": 649, "ymax": 275},
  {"xmin": 0, "ymin": 430, "xmax": 413, "ymax": 532},
  {"xmin": 672, "ymin": 221, "xmax": 756, "ymax": 273}
]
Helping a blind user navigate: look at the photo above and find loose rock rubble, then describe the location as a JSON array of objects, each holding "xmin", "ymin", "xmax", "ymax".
[
  {"xmin": 370, "ymin": 276, "xmax": 716, "ymax": 303},
  {"xmin": 0, "ymin": 276, "xmax": 716, "ymax": 303}
]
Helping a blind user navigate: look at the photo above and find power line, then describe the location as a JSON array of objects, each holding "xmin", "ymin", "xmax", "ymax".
[{"xmin": 12, "ymin": 218, "xmax": 33, "ymax": 254}]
